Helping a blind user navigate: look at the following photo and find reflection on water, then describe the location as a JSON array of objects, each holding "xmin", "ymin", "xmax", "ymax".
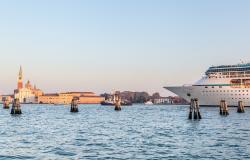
[{"xmin": 0, "ymin": 105, "xmax": 249, "ymax": 159}]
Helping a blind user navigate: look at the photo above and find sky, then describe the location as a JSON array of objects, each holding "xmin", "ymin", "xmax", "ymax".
[{"xmin": 0, "ymin": 0, "xmax": 249, "ymax": 96}]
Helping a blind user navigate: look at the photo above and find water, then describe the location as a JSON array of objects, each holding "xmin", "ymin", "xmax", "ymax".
[{"xmin": 0, "ymin": 104, "xmax": 249, "ymax": 160}]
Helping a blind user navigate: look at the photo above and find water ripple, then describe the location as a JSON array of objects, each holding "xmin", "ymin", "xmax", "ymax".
[{"xmin": 0, "ymin": 105, "xmax": 249, "ymax": 159}]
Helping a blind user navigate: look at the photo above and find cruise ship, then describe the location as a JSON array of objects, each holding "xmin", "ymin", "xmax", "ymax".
[{"xmin": 165, "ymin": 63, "xmax": 250, "ymax": 106}]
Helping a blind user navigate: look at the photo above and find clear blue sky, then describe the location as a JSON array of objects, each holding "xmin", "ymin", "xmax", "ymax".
[{"xmin": 0, "ymin": 0, "xmax": 249, "ymax": 95}]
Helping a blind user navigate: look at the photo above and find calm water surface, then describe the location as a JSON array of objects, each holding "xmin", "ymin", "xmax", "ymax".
[{"xmin": 0, "ymin": 104, "xmax": 249, "ymax": 160}]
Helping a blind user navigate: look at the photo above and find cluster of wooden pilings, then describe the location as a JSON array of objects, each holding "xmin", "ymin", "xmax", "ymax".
[
  {"xmin": 188, "ymin": 98, "xmax": 202, "ymax": 120},
  {"xmin": 220, "ymin": 100, "xmax": 229, "ymax": 116},
  {"xmin": 70, "ymin": 98, "xmax": 79, "ymax": 113},
  {"xmin": 114, "ymin": 92, "xmax": 122, "ymax": 111},
  {"xmin": 237, "ymin": 101, "xmax": 245, "ymax": 113},
  {"xmin": 11, "ymin": 99, "xmax": 22, "ymax": 115},
  {"xmin": 3, "ymin": 100, "xmax": 10, "ymax": 109}
]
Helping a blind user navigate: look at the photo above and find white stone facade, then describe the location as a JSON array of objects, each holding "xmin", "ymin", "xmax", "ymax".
[{"xmin": 14, "ymin": 88, "xmax": 36, "ymax": 103}]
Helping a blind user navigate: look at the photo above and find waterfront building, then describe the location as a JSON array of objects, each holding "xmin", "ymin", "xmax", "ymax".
[
  {"xmin": 78, "ymin": 94, "xmax": 105, "ymax": 104},
  {"xmin": 14, "ymin": 66, "xmax": 44, "ymax": 103},
  {"xmin": 63, "ymin": 92, "xmax": 104, "ymax": 104},
  {"xmin": 38, "ymin": 92, "xmax": 104, "ymax": 104},
  {"xmin": 38, "ymin": 93, "xmax": 72, "ymax": 104}
]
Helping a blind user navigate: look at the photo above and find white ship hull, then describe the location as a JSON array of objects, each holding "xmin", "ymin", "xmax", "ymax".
[{"xmin": 165, "ymin": 86, "xmax": 250, "ymax": 106}]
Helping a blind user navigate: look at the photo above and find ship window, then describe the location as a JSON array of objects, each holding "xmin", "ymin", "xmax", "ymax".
[
  {"xmin": 205, "ymin": 86, "xmax": 208, "ymax": 88},
  {"xmin": 219, "ymin": 86, "xmax": 222, "ymax": 88}
]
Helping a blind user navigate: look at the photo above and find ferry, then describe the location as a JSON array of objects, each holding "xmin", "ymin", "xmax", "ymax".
[{"xmin": 165, "ymin": 63, "xmax": 250, "ymax": 107}]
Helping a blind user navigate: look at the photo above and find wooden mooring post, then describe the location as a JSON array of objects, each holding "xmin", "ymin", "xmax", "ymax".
[
  {"xmin": 189, "ymin": 98, "xmax": 202, "ymax": 120},
  {"xmin": 70, "ymin": 98, "xmax": 79, "ymax": 113},
  {"xmin": 11, "ymin": 99, "xmax": 22, "ymax": 115},
  {"xmin": 3, "ymin": 100, "xmax": 10, "ymax": 109},
  {"xmin": 237, "ymin": 101, "xmax": 245, "ymax": 113},
  {"xmin": 220, "ymin": 100, "xmax": 229, "ymax": 116}
]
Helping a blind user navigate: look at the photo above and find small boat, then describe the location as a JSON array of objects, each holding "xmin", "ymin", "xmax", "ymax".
[
  {"xmin": 144, "ymin": 101, "xmax": 153, "ymax": 105},
  {"xmin": 121, "ymin": 100, "xmax": 133, "ymax": 106},
  {"xmin": 3, "ymin": 103, "xmax": 10, "ymax": 109},
  {"xmin": 101, "ymin": 100, "xmax": 114, "ymax": 106},
  {"xmin": 101, "ymin": 100, "xmax": 133, "ymax": 106}
]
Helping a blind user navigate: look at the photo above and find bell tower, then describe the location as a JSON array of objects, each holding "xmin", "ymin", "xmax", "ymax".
[{"xmin": 18, "ymin": 66, "xmax": 23, "ymax": 89}]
